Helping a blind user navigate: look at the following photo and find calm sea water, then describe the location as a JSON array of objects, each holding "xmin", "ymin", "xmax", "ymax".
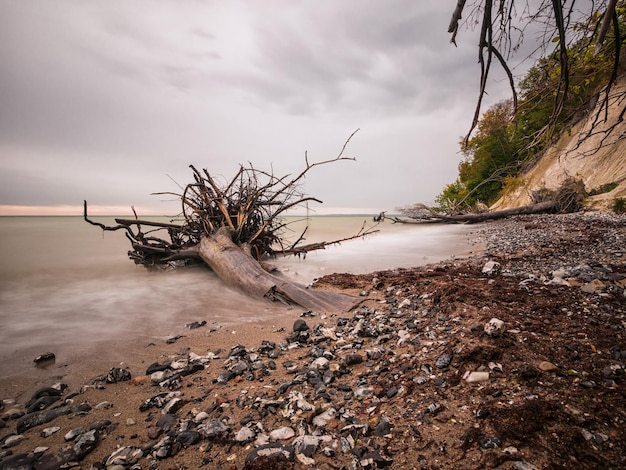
[{"xmin": 0, "ymin": 216, "xmax": 479, "ymax": 373}]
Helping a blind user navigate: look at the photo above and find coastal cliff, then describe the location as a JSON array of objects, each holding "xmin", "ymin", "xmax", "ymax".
[{"xmin": 494, "ymin": 77, "xmax": 626, "ymax": 211}]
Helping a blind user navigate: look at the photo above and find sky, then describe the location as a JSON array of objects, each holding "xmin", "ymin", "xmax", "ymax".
[{"xmin": 0, "ymin": 0, "xmax": 529, "ymax": 216}]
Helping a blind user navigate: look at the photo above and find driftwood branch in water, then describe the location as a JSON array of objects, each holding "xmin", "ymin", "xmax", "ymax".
[
  {"xmin": 84, "ymin": 132, "xmax": 367, "ymax": 313},
  {"xmin": 280, "ymin": 220, "xmax": 379, "ymax": 257}
]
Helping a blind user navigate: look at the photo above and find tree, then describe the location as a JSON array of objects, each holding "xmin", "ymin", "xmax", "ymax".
[
  {"xmin": 449, "ymin": 0, "xmax": 626, "ymax": 147},
  {"xmin": 85, "ymin": 132, "xmax": 375, "ymax": 313}
]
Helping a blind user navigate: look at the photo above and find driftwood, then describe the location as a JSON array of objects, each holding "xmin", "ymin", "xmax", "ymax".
[
  {"xmin": 387, "ymin": 177, "xmax": 586, "ymax": 225},
  {"xmin": 85, "ymin": 132, "xmax": 371, "ymax": 313},
  {"xmin": 198, "ymin": 227, "xmax": 360, "ymax": 312},
  {"xmin": 383, "ymin": 200, "xmax": 558, "ymax": 224}
]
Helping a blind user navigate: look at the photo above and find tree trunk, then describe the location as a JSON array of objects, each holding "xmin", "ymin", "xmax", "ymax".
[
  {"xmin": 390, "ymin": 200, "xmax": 558, "ymax": 224},
  {"xmin": 199, "ymin": 227, "xmax": 361, "ymax": 313}
]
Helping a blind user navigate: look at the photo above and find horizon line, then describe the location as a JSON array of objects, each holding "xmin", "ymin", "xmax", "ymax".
[{"xmin": 0, "ymin": 204, "xmax": 386, "ymax": 217}]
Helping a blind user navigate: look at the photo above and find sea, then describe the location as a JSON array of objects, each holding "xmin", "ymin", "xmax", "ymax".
[{"xmin": 0, "ymin": 215, "xmax": 481, "ymax": 379}]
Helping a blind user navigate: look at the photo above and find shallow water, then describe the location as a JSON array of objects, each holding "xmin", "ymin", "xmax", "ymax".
[{"xmin": 0, "ymin": 216, "xmax": 480, "ymax": 377}]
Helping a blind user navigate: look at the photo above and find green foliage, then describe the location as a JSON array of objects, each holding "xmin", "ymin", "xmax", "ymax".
[
  {"xmin": 588, "ymin": 181, "xmax": 619, "ymax": 195},
  {"xmin": 435, "ymin": 2, "xmax": 626, "ymax": 213},
  {"xmin": 613, "ymin": 197, "xmax": 626, "ymax": 213}
]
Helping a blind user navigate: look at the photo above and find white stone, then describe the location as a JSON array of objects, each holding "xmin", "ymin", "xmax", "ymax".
[
  {"xmin": 234, "ymin": 426, "xmax": 256, "ymax": 442},
  {"xmin": 484, "ymin": 318, "xmax": 505, "ymax": 337},
  {"xmin": 465, "ymin": 371, "xmax": 490, "ymax": 383},
  {"xmin": 270, "ymin": 426, "xmax": 295, "ymax": 441},
  {"xmin": 310, "ymin": 357, "xmax": 330, "ymax": 371},
  {"xmin": 41, "ymin": 426, "xmax": 61, "ymax": 438},
  {"xmin": 312, "ymin": 407, "xmax": 337, "ymax": 427},
  {"xmin": 482, "ymin": 261, "xmax": 501, "ymax": 275}
]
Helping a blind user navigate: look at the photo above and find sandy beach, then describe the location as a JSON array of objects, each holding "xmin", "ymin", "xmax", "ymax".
[{"xmin": 1, "ymin": 212, "xmax": 625, "ymax": 469}]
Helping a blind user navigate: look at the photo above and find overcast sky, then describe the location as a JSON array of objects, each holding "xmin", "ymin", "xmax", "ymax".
[{"xmin": 0, "ymin": 0, "xmax": 525, "ymax": 215}]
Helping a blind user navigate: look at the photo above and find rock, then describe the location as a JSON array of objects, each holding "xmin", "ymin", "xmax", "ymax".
[
  {"xmin": 293, "ymin": 319, "xmax": 309, "ymax": 332},
  {"xmin": 310, "ymin": 357, "xmax": 330, "ymax": 371},
  {"xmin": 146, "ymin": 362, "xmax": 171, "ymax": 374},
  {"xmin": 235, "ymin": 423, "xmax": 259, "ymax": 443},
  {"xmin": 17, "ymin": 405, "xmax": 73, "ymax": 434},
  {"xmin": 435, "ymin": 353, "xmax": 452, "ymax": 369},
  {"xmin": 537, "ymin": 361, "xmax": 558, "ymax": 372},
  {"xmin": 33, "ymin": 352, "xmax": 55, "ymax": 365},
  {"xmin": 105, "ymin": 446, "xmax": 143, "ymax": 466},
  {"xmin": 270, "ymin": 426, "xmax": 295, "ymax": 441},
  {"xmin": 484, "ymin": 318, "xmax": 505, "ymax": 337},
  {"xmin": 73, "ymin": 429, "xmax": 99, "ymax": 459},
  {"xmin": 185, "ymin": 320, "xmax": 206, "ymax": 329},
  {"xmin": 245, "ymin": 443, "xmax": 295, "ymax": 465},
  {"xmin": 106, "ymin": 367, "xmax": 131, "ymax": 383},
  {"xmin": 176, "ymin": 430, "xmax": 201, "ymax": 447},
  {"xmin": 312, "ymin": 408, "xmax": 336, "ymax": 427},
  {"xmin": 341, "ymin": 353, "xmax": 363, "ymax": 367},
  {"xmin": 482, "ymin": 261, "xmax": 501, "ymax": 276},
  {"xmin": 465, "ymin": 371, "xmax": 490, "ymax": 383},
  {"xmin": 156, "ymin": 414, "xmax": 177, "ymax": 432},
  {"xmin": 479, "ymin": 436, "xmax": 502, "ymax": 449},
  {"xmin": 2, "ymin": 434, "xmax": 25, "ymax": 448},
  {"xmin": 64, "ymin": 426, "xmax": 86, "ymax": 441},
  {"xmin": 198, "ymin": 419, "xmax": 230, "ymax": 439},
  {"xmin": 41, "ymin": 426, "xmax": 61, "ymax": 438},
  {"xmin": 374, "ymin": 415, "xmax": 392, "ymax": 437},
  {"xmin": 162, "ymin": 397, "xmax": 185, "ymax": 415}
]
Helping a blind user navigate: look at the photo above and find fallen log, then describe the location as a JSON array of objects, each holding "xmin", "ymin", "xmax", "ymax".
[
  {"xmin": 199, "ymin": 227, "xmax": 361, "ymax": 312},
  {"xmin": 386, "ymin": 200, "xmax": 558, "ymax": 224}
]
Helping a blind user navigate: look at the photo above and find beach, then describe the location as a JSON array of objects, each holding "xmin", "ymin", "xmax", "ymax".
[{"xmin": 1, "ymin": 212, "xmax": 625, "ymax": 469}]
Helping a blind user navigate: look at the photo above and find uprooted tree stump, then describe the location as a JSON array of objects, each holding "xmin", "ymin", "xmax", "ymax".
[{"xmin": 85, "ymin": 131, "xmax": 375, "ymax": 313}]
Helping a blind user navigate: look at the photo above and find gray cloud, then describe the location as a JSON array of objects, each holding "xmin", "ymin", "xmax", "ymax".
[{"xmin": 0, "ymin": 0, "xmax": 527, "ymax": 213}]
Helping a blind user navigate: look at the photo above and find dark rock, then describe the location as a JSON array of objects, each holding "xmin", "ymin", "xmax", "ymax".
[
  {"xmin": 73, "ymin": 429, "xmax": 99, "ymax": 459},
  {"xmin": 479, "ymin": 436, "xmax": 502, "ymax": 449},
  {"xmin": 216, "ymin": 371, "xmax": 235, "ymax": 384},
  {"xmin": 139, "ymin": 392, "xmax": 169, "ymax": 411},
  {"xmin": 185, "ymin": 320, "xmax": 206, "ymax": 329},
  {"xmin": 293, "ymin": 319, "xmax": 309, "ymax": 332},
  {"xmin": 165, "ymin": 335, "xmax": 184, "ymax": 344},
  {"xmin": 245, "ymin": 443, "xmax": 295, "ymax": 464},
  {"xmin": 374, "ymin": 415, "xmax": 392, "ymax": 436},
  {"xmin": 156, "ymin": 414, "xmax": 177, "ymax": 432},
  {"xmin": 106, "ymin": 367, "xmax": 131, "ymax": 383},
  {"xmin": 519, "ymin": 364, "xmax": 539, "ymax": 380},
  {"xmin": 146, "ymin": 362, "xmax": 171, "ymax": 374},
  {"xmin": 229, "ymin": 344, "xmax": 248, "ymax": 357},
  {"xmin": 33, "ymin": 352, "xmax": 55, "ymax": 365},
  {"xmin": 16, "ymin": 405, "xmax": 73, "ymax": 434},
  {"xmin": 435, "ymin": 353, "xmax": 452, "ymax": 369},
  {"xmin": 175, "ymin": 430, "xmax": 200, "ymax": 447},
  {"xmin": 199, "ymin": 419, "xmax": 230, "ymax": 439},
  {"xmin": 342, "ymin": 354, "xmax": 363, "ymax": 367},
  {"xmin": 25, "ymin": 396, "xmax": 60, "ymax": 414},
  {"xmin": 0, "ymin": 452, "xmax": 37, "ymax": 470}
]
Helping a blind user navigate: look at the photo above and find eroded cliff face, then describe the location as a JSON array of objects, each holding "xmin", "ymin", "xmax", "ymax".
[{"xmin": 494, "ymin": 78, "xmax": 626, "ymax": 211}]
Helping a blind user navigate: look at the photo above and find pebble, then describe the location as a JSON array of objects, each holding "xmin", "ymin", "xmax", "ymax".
[
  {"xmin": 537, "ymin": 361, "xmax": 558, "ymax": 372},
  {"xmin": 33, "ymin": 352, "xmax": 55, "ymax": 365},
  {"xmin": 41, "ymin": 426, "xmax": 60, "ymax": 438},
  {"xmin": 465, "ymin": 371, "xmax": 490, "ymax": 383},
  {"xmin": 484, "ymin": 318, "xmax": 505, "ymax": 337},
  {"xmin": 269, "ymin": 426, "xmax": 295, "ymax": 441}
]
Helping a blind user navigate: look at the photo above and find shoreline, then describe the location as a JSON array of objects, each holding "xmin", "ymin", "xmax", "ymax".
[{"xmin": 1, "ymin": 212, "xmax": 625, "ymax": 469}]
